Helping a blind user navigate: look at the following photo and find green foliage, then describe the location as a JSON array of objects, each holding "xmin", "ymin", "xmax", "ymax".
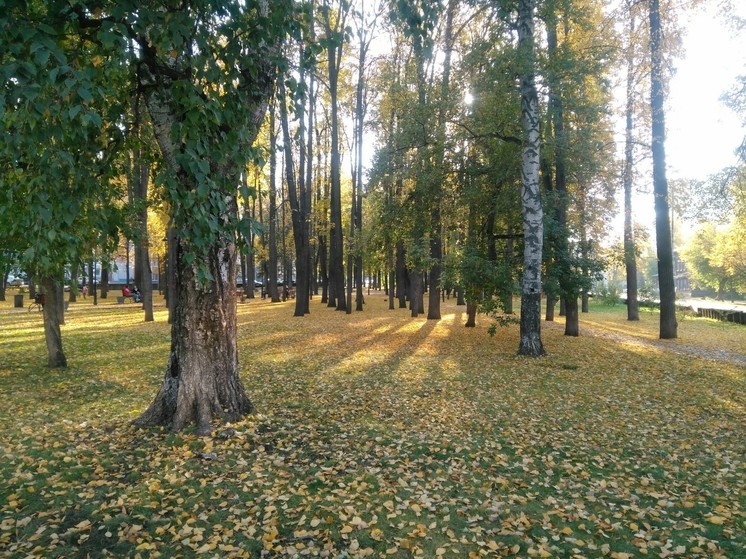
[
  {"xmin": 0, "ymin": 4, "xmax": 127, "ymax": 276},
  {"xmin": 683, "ymin": 221, "xmax": 746, "ymax": 296},
  {"xmin": 597, "ymin": 283, "xmax": 621, "ymax": 306}
]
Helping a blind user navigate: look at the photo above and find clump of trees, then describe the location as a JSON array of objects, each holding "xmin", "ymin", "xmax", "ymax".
[{"xmin": 3, "ymin": 0, "xmax": 735, "ymax": 432}]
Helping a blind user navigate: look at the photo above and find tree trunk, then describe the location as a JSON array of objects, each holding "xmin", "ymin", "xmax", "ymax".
[
  {"xmin": 166, "ymin": 225, "xmax": 178, "ymax": 321},
  {"xmin": 134, "ymin": 235, "xmax": 252, "ymax": 435},
  {"xmin": 56, "ymin": 280, "xmax": 65, "ymax": 325},
  {"xmin": 134, "ymin": 151, "xmax": 154, "ymax": 321},
  {"xmin": 327, "ymin": 32, "xmax": 346, "ymax": 312},
  {"xmin": 268, "ymin": 101, "xmax": 281, "ymax": 303},
  {"xmin": 465, "ymin": 300, "xmax": 477, "ymax": 327},
  {"xmin": 68, "ymin": 262, "xmax": 78, "ymax": 303},
  {"xmin": 410, "ymin": 273, "xmax": 421, "ymax": 318},
  {"xmin": 545, "ymin": 295, "xmax": 555, "ymax": 322},
  {"xmin": 564, "ymin": 296, "xmax": 579, "ymax": 337},
  {"xmin": 396, "ymin": 240, "xmax": 408, "ymax": 308},
  {"xmin": 649, "ymin": 0, "xmax": 677, "ymax": 339},
  {"xmin": 624, "ymin": 4, "xmax": 640, "ymax": 321},
  {"xmin": 133, "ymin": 18, "xmax": 280, "ymax": 431},
  {"xmin": 28, "ymin": 272, "xmax": 37, "ymax": 300},
  {"xmin": 100, "ymin": 264, "xmax": 109, "ymax": 298},
  {"xmin": 42, "ymin": 275, "xmax": 67, "ymax": 368},
  {"xmin": 503, "ymin": 227, "xmax": 514, "ymax": 314},
  {"xmin": 517, "ymin": 0, "xmax": 545, "ymax": 357},
  {"xmin": 278, "ymin": 79, "xmax": 310, "ymax": 317}
]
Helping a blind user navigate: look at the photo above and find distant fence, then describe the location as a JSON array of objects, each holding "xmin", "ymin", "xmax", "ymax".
[
  {"xmin": 691, "ymin": 305, "xmax": 746, "ymax": 325},
  {"xmin": 623, "ymin": 298, "xmax": 746, "ymax": 326}
]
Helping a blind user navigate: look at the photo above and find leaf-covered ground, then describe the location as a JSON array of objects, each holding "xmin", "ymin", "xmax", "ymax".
[{"xmin": 0, "ymin": 292, "xmax": 744, "ymax": 558}]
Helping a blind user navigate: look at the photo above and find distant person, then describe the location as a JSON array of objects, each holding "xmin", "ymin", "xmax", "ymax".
[{"xmin": 82, "ymin": 285, "xmax": 88, "ymax": 299}]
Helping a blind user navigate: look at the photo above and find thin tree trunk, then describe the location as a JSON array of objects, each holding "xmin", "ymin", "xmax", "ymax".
[
  {"xmin": 68, "ymin": 262, "xmax": 78, "ymax": 303},
  {"xmin": 100, "ymin": 264, "xmax": 109, "ymax": 298},
  {"xmin": 268, "ymin": 101, "xmax": 281, "ymax": 303},
  {"xmin": 427, "ymin": 0, "xmax": 456, "ymax": 320},
  {"xmin": 134, "ymin": 153, "xmax": 154, "ymax": 321},
  {"xmin": 278, "ymin": 79, "xmax": 309, "ymax": 317},
  {"xmin": 327, "ymin": 15, "xmax": 346, "ymax": 312},
  {"xmin": 504, "ymin": 225, "xmax": 514, "ymax": 314},
  {"xmin": 649, "ymin": 0, "xmax": 677, "ymax": 339},
  {"xmin": 624, "ymin": 4, "xmax": 640, "ymax": 321},
  {"xmin": 517, "ymin": 0, "xmax": 545, "ymax": 356},
  {"xmin": 396, "ymin": 240, "xmax": 408, "ymax": 308}
]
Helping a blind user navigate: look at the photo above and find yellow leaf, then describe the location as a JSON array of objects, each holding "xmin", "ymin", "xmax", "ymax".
[
  {"xmin": 340, "ymin": 525, "xmax": 354, "ymax": 534},
  {"xmin": 708, "ymin": 516, "xmax": 726, "ymax": 525},
  {"xmin": 436, "ymin": 548, "xmax": 446, "ymax": 556},
  {"xmin": 310, "ymin": 517, "xmax": 321, "ymax": 528}
]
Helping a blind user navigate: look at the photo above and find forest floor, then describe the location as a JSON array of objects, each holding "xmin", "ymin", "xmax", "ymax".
[{"xmin": 0, "ymin": 291, "xmax": 744, "ymax": 558}]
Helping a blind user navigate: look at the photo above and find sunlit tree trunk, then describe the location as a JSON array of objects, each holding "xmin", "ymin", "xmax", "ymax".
[{"xmin": 268, "ymin": 101, "xmax": 281, "ymax": 303}]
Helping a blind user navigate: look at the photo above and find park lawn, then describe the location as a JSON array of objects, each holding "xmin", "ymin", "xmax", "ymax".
[{"xmin": 0, "ymin": 291, "xmax": 744, "ymax": 558}]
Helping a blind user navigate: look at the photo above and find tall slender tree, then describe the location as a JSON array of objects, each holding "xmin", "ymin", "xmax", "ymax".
[
  {"xmin": 517, "ymin": 0, "xmax": 545, "ymax": 356},
  {"xmin": 649, "ymin": 0, "xmax": 677, "ymax": 338}
]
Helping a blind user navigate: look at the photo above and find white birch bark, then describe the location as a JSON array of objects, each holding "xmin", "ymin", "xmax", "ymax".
[{"xmin": 517, "ymin": 0, "xmax": 545, "ymax": 356}]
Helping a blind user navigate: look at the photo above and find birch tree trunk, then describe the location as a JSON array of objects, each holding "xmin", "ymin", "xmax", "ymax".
[{"xmin": 517, "ymin": 0, "xmax": 545, "ymax": 356}]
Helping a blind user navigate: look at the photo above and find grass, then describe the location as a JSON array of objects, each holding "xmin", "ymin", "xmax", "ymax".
[{"xmin": 0, "ymin": 290, "xmax": 744, "ymax": 558}]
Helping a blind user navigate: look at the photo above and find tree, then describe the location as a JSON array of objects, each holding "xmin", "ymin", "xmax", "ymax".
[
  {"xmin": 78, "ymin": 1, "xmax": 295, "ymax": 434},
  {"xmin": 621, "ymin": 0, "xmax": 644, "ymax": 321},
  {"xmin": 0, "ymin": 5, "xmax": 126, "ymax": 367},
  {"xmin": 649, "ymin": 0, "xmax": 677, "ymax": 338},
  {"xmin": 517, "ymin": 0, "xmax": 545, "ymax": 356},
  {"xmin": 321, "ymin": 0, "xmax": 350, "ymax": 311},
  {"xmin": 128, "ymin": 99, "xmax": 155, "ymax": 322},
  {"xmin": 684, "ymin": 222, "xmax": 746, "ymax": 299}
]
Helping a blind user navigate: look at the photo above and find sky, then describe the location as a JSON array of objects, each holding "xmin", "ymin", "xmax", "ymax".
[
  {"xmin": 612, "ymin": 2, "xmax": 745, "ymax": 245},
  {"xmin": 665, "ymin": 3, "xmax": 745, "ymax": 181}
]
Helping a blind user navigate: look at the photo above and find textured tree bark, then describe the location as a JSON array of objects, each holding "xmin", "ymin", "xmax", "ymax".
[
  {"xmin": 649, "ymin": 0, "xmax": 677, "ymax": 339},
  {"xmin": 134, "ymin": 236, "xmax": 252, "ymax": 435},
  {"xmin": 133, "ymin": 11, "xmax": 279, "ymax": 431},
  {"xmin": 517, "ymin": 0, "xmax": 545, "ymax": 357},
  {"xmin": 42, "ymin": 275, "xmax": 67, "ymax": 368}
]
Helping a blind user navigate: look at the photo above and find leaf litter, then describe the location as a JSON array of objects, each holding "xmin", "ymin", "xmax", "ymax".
[{"xmin": 0, "ymin": 294, "xmax": 743, "ymax": 557}]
